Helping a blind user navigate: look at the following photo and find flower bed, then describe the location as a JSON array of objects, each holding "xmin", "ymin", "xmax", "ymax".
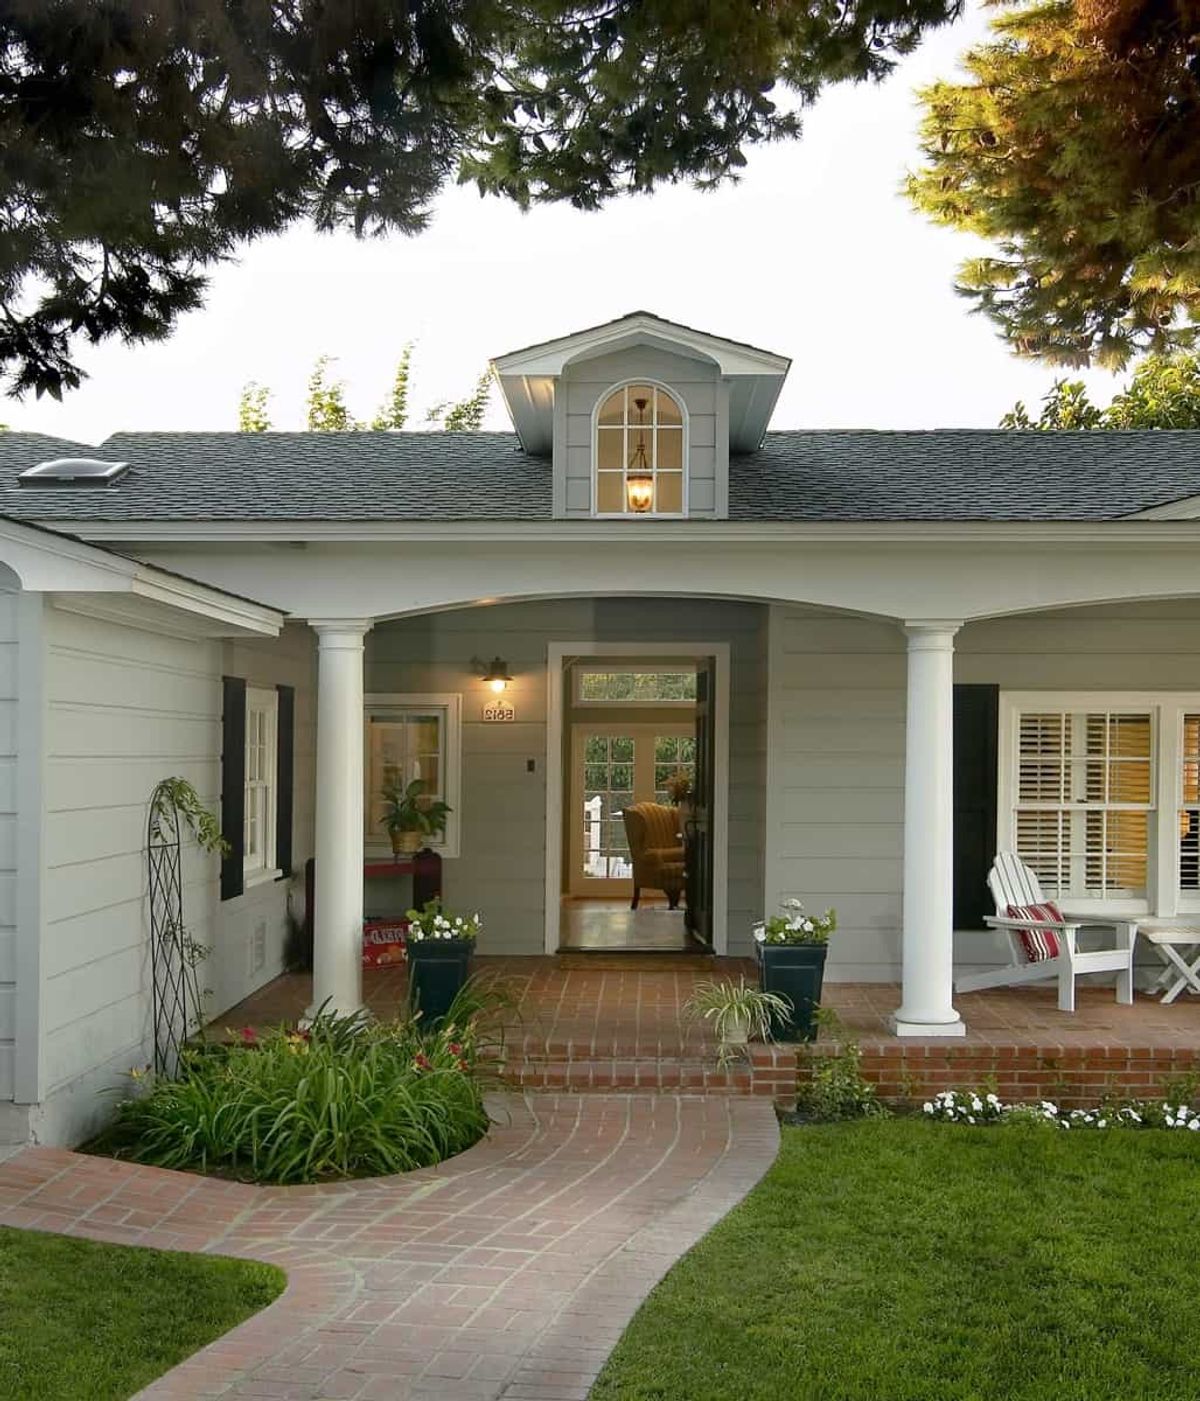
[
  {"xmin": 924, "ymin": 1088, "xmax": 1200, "ymax": 1130},
  {"xmin": 104, "ymin": 998, "xmax": 497, "ymax": 1184}
]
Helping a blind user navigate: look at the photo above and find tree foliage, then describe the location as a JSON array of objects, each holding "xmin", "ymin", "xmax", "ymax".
[
  {"xmin": 238, "ymin": 346, "xmax": 489, "ymax": 431},
  {"xmin": 237, "ymin": 383, "xmax": 271, "ymax": 433},
  {"xmin": 908, "ymin": 0, "xmax": 1200, "ymax": 369},
  {"xmin": 2, "ymin": 0, "xmax": 962, "ymax": 400},
  {"xmin": 1001, "ymin": 350, "xmax": 1200, "ymax": 429},
  {"xmin": 425, "ymin": 369, "xmax": 492, "ymax": 431}
]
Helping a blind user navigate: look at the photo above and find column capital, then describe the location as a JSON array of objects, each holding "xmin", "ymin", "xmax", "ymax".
[
  {"xmin": 902, "ymin": 619, "xmax": 962, "ymax": 649},
  {"xmin": 308, "ymin": 617, "xmax": 373, "ymax": 640}
]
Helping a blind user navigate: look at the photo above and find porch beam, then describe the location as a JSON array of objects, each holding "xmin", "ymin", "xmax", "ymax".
[
  {"xmin": 309, "ymin": 618, "xmax": 372, "ymax": 1017},
  {"xmin": 892, "ymin": 620, "xmax": 967, "ymax": 1037}
]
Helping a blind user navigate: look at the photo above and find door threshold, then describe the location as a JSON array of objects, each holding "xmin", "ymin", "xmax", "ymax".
[{"xmin": 555, "ymin": 949, "xmax": 717, "ymax": 971}]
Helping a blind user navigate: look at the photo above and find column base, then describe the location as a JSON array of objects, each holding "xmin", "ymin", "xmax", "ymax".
[{"xmin": 890, "ymin": 1014, "xmax": 967, "ymax": 1038}]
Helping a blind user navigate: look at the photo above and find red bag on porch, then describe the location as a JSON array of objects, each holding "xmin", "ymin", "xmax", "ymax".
[{"xmin": 362, "ymin": 918, "xmax": 408, "ymax": 968}]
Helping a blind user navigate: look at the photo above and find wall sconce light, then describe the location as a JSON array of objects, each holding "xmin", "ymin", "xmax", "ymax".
[{"xmin": 474, "ymin": 655, "xmax": 513, "ymax": 693}]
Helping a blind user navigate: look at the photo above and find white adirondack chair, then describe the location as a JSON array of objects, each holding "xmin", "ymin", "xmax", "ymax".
[{"xmin": 955, "ymin": 852, "xmax": 1136, "ymax": 1013}]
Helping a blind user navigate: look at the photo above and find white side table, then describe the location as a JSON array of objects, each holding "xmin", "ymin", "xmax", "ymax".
[{"xmin": 1137, "ymin": 922, "xmax": 1200, "ymax": 1004}]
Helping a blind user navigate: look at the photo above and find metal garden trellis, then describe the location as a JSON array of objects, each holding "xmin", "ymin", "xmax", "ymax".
[{"xmin": 147, "ymin": 780, "xmax": 208, "ymax": 1076}]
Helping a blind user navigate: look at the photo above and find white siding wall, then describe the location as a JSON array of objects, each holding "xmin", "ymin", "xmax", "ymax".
[
  {"xmin": 366, "ymin": 598, "xmax": 767, "ymax": 953},
  {"xmin": 0, "ymin": 582, "xmax": 17, "ymax": 1105},
  {"xmin": 558, "ymin": 348, "xmax": 724, "ymax": 518},
  {"xmin": 32, "ymin": 607, "xmax": 314, "ymax": 1145},
  {"xmin": 767, "ymin": 600, "xmax": 1200, "ymax": 983}
]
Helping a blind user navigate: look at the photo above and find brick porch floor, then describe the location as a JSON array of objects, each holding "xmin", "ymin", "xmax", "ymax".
[
  {"xmin": 221, "ymin": 958, "xmax": 1200, "ymax": 1106},
  {"xmin": 0, "ymin": 1095, "xmax": 778, "ymax": 1400}
]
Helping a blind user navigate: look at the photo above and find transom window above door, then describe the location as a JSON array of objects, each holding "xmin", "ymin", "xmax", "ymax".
[
  {"xmin": 594, "ymin": 383, "xmax": 685, "ymax": 516},
  {"xmin": 575, "ymin": 667, "xmax": 697, "ymax": 704}
]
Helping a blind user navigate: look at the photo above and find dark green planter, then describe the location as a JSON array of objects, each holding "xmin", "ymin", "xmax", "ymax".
[
  {"xmin": 757, "ymin": 942, "xmax": 827, "ymax": 1042},
  {"xmin": 406, "ymin": 938, "xmax": 473, "ymax": 1026}
]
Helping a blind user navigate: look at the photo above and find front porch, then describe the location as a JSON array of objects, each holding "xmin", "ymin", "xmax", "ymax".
[{"xmin": 220, "ymin": 961, "xmax": 1200, "ymax": 1107}]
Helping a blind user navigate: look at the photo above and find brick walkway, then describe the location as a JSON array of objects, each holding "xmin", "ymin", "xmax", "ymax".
[{"xmin": 0, "ymin": 1094, "xmax": 779, "ymax": 1400}]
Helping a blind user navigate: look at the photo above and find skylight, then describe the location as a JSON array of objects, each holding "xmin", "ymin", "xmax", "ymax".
[{"xmin": 18, "ymin": 457, "xmax": 129, "ymax": 487}]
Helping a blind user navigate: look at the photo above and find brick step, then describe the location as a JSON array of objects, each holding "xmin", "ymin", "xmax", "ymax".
[{"xmin": 495, "ymin": 1049, "xmax": 798, "ymax": 1098}]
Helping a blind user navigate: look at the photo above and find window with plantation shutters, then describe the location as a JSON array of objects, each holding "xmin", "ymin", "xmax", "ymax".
[
  {"xmin": 1000, "ymin": 693, "xmax": 1200, "ymax": 915},
  {"xmin": 1012, "ymin": 709, "xmax": 1152, "ymax": 899},
  {"xmin": 1180, "ymin": 714, "xmax": 1200, "ymax": 890}
]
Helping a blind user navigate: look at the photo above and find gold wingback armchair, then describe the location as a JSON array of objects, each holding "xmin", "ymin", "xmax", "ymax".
[{"xmin": 621, "ymin": 802, "xmax": 685, "ymax": 911}]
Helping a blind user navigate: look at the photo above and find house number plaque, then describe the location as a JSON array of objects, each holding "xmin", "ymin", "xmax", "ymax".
[{"xmin": 482, "ymin": 701, "xmax": 515, "ymax": 722}]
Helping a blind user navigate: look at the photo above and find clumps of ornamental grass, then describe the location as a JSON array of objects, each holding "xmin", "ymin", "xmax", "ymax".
[{"xmin": 107, "ymin": 978, "xmax": 513, "ymax": 1184}]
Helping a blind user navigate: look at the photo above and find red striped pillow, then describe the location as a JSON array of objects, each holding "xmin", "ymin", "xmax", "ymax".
[{"xmin": 1006, "ymin": 902, "xmax": 1063, "ymax": 962}]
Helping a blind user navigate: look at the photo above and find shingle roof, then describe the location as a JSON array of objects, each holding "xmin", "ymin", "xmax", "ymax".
[
  {"xmin": 0, "ymin": 427, "xmax": 1198, "ymax": 523},
  {"xmin": 730, "ymin": 431, "xmax": 1200, "ymax": 521}
]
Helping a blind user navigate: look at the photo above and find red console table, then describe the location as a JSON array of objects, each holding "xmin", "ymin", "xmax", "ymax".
[{"xmin": 364, "ymin": 858, "xmax": 418, "ymax": 879}]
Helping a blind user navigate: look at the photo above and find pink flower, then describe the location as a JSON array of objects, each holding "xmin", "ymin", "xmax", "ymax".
[
  {"xmin": 413, "ymin": 1053, "xmax": 433, "ymax": 1072},
  {"xmin": 240, "ymin": 1026, "xmax": 258, "ymax": 1045}
]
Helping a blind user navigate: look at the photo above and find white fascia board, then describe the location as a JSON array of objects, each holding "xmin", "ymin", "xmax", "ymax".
[
  {"xmin": 47, "ymin": 517, "xmax": 1200, "ymax": 546},
  {"xmin": 0, "ymin": 516, "xmax": 282, "ymax": 635},
  {"xmin": 129, "ymin": 568, "xmax": 282, "ymax": 636},
  {"xmin": 492, "ymin": 312, "xmax": 791, "ymax": 378}
]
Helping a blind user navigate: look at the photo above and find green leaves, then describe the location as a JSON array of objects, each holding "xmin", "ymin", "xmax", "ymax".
[
  {"xmin": 110, "ymin": 1004, "xmax": 495, "ymax": 1184},
  {"xmin": 909, "ymin": 0, "xmax": 1200, "ymax": 368},
  {"xmin": 1001, "ymin": 350, "xmax": 1200, "ymax": 430},
  {"xmin": 3, "ymin": 0, "xmax": 962, "ymax": 398}
]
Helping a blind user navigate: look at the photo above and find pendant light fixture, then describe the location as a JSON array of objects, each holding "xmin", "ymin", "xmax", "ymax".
[{"xmin": 625, "ymin": 395, "xmax": 654, "ymax": 513}]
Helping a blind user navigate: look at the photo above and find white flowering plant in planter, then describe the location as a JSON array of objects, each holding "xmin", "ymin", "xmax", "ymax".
[
  {"xmin": 753, "ymin": 897, "xmax": 836, "ymax": 946},
  {"xmin": 923, "ymin": 1088, "xmax": 1200, "ymax": 1131},
  {"xmin": 403, "ymin": 899, "xmax": 482, "ymax": 943}
]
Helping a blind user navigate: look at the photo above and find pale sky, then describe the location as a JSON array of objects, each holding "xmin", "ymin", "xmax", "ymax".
[{"xmin": 9, "ymin": 5, "xmax": 1124, "ymax": 443}]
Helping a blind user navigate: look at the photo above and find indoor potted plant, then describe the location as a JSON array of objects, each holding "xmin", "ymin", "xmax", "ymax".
[
  {"xmin": 403, "ymin": 899, "xmax": 481, "ymax": 1024},
  {"xmin": 683, "ymin": 976, "xmax": 792, "ymax": 1066},
  {"xmin": 381, "ymin": 778, "xmax": 451, "ymax": 856},
  {"xmin": 753, "ymin": 898, "xmax": 837, "ymax": 1041}
]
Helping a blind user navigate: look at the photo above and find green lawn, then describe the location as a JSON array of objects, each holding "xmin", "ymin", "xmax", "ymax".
[
  {"xmin": 0, "ymin": 1226, "xmax": 284, "ymax": 1399},
  {"xmin": 592, "ymin": 1120, "xmax": 1200, "ymax": 1401}
]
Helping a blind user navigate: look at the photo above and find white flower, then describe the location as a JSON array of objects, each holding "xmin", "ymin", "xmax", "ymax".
[
  {"xmin": 923, "ymin": 1102, "xmax": 933, "ymax": 1114},
  {"xmin": 803, "ymin": 920, "xmax": 814, "ymax": 933}
]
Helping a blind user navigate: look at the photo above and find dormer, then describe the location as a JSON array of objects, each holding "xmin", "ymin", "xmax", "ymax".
[{"xmin": 492, "ymin": 312, "xmax": 790, "ymax": 520}]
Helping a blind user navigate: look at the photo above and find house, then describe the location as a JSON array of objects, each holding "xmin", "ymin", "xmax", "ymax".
[{"xmin": 4, "ymin": 309, "xmax": 1200, "ymax": 1145}]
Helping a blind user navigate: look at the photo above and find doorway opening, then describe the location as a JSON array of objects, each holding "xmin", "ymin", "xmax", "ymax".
[{"xmin": 545, "ymin": 644, "xmax": 730, "ymax": 955}]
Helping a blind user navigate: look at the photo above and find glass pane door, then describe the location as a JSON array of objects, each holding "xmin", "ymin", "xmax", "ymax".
[
  {"xmin": 582, "ymin": 734, "xmax": 635, "ymax": 879},
  {"xmin": 569, "ymin": 723, "xmax": 694, "ymax": 896}
]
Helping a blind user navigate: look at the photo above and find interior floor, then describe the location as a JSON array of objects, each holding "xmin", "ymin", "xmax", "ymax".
[{"xmin": 559, "ymin": 897, "xmax": 702, "ymax": 952}]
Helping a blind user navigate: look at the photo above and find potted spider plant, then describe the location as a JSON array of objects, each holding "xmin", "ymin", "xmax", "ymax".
[
  {"xmin": 683, "ymin": 976, "xmax": 791, "ymax": 1066},
  {"xmin": 753, "ymin": 899, "xmax": 837, "ymax": 1042},
  {"xmin": 380, "ymin": 778, "xmax": 451, "ymax": 856}
]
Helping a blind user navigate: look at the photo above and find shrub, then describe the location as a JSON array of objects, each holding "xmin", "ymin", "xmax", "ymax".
[
  {"xmin": 794, "ymin": 1010, "xmax": 887, "ymax": 1121},
  {"xmin": 108, "ymin": 988, "xmax": 502, "ymax": 1184}
]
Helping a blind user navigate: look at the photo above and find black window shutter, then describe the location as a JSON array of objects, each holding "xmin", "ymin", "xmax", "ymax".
[
  {"xmin": 220, "ymin": 676, "xmax": 246, "ymax": 901},
  {"xmin": 953, "ymin": 684, "xmax": 999, "ymax": 930},
  {"xmin": 275, "ymin": 684, "xmax": 295, "ymax": 877}
]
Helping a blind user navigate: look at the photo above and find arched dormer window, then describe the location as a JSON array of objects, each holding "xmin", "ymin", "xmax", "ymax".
[{"xmin": 594, "ymin": 382, "xmax": 686, "ymax": 516}]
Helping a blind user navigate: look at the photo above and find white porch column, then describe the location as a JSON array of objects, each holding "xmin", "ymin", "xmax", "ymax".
[
  {"xmin": 310, "ymin": 619, "xmax": 372, "ymax": 1017},
  {"xmin": 892, "ymin": 621, "xmax": 966, "ymax": 1037}
]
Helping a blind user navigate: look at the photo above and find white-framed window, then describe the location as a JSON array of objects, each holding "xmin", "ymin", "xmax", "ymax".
[
  {"xmin": 364, "ymin": 693, "xmax": 462, "ymax": 857},
  {"xmin": 244, "ymin": 687, "xmax": 278, "ymax": 879},
  {"xmin": 573, "ymin": 665, "xmax": 698, "ymax": 706},
  {"xmin": 593, "ymin": 381, "xmax": 687, "ymax": 517},
  {"xmin": 999, "ymin": 691, "xmax": 1200, "ymax": 914}
]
